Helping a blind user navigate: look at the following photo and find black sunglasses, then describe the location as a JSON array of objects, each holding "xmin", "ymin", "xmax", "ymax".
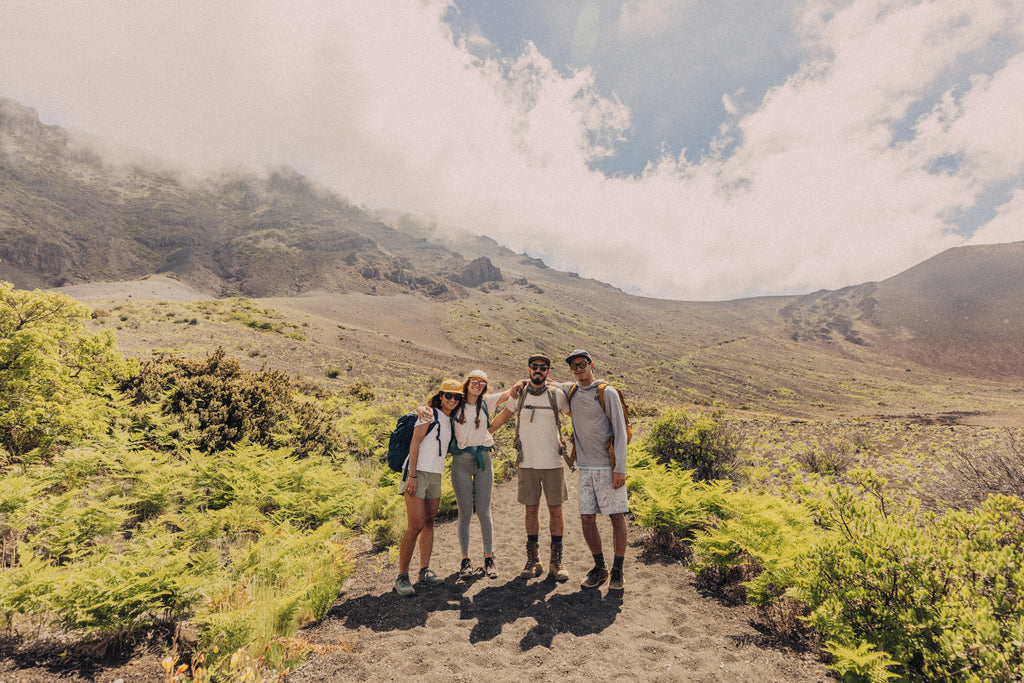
[
  {"xmin": 442, "ymin": 392, "xmax": 462, "ymax": 400},
  {"xmin": 529, "ymin": 363, "xmax": 549, "ymax": 371}
]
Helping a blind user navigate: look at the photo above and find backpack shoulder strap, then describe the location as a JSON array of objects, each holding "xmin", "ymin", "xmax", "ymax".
[
  {"xmin": 427, "ymin": 407, "xmax": 440, "ymax": 438},
  {"xmin": 547, "ymin": 386, "xmax": 561, "ymax": 427},
  {"xmin": 595, "ymin": 382, "xmax": 608, "ymax": 413},
  {"xmin": 567, "ymin": 383, "xmax": 579, "ymax": 403}
]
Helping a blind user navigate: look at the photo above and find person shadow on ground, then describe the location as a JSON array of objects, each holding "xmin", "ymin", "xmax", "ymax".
[
  {"xmin": 466, "ymin": 575, "xmax": 623, "ymax": 648},
  {"xmin": 324, "ymin": 570, "xmax": 622, "ymax": 648},
  {"xmin": 325, "ymin": 571, "xmax": 474, "ymax": 632}
]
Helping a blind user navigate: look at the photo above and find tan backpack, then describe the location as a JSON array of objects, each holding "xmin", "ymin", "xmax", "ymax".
[{"xmin": 566, "ymin": 381, "xmax": 632, "ymax": 470}]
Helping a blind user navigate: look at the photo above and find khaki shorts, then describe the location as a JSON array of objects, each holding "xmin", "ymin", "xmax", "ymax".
[
  {"xmin": 517, "ymin": 467, "xmax": 568, "ymax": 506},
  {"xmin": 399, "ymin": 470, "xmax": 443, "ymax": 499}
]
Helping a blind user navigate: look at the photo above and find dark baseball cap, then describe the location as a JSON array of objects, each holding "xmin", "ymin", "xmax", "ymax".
[
  {"xmin": 565, "ymin": 349, "xmax": 593, "ymax": 365},
  {"xmin": 528, "ymin": 353, "xmax": 551, "ymax": 366}
]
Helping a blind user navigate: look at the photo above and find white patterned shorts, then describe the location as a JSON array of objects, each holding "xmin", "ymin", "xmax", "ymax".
[{"xmin": 577, "ymin": 468, "xmax": 629, "ymax": 515}]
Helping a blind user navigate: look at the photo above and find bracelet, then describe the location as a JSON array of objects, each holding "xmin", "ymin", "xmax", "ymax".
[{"xmin": 409, "ymin": 474, "xmax": 417, "ymax": 478}]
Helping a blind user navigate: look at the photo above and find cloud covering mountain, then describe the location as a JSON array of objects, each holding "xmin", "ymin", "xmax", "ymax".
[{"xmin": 2, "ymin": 0, "xmax": 1022, "ymax": 300}]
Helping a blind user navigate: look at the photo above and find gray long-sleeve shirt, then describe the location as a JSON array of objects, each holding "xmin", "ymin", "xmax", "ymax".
[{"xmin": 563, "ymin": 380, "xmax": 628, "ymax": 473}]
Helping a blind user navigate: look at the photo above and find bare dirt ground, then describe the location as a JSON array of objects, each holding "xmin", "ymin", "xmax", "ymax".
[{"xmin": 287, "ymin": 473, "xmax": 831, "ymax": 683}]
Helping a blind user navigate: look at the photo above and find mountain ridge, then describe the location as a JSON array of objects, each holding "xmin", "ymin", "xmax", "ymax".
[{"xmin": 4, "ymin": 94, "xmax": 1024, "ymax": 423}]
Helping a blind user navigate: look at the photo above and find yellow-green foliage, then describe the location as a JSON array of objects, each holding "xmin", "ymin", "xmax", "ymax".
[
  {"xmin": 792, "ymin": 474, "xmax": 1024, "ymax": 682},
  {"xmin": 189, "ymin": 298, "xmax": 306, "ymax": 340},
  {"xmin": 692, "ymin": 490, "xmax": 819, "ymax": 607},
  {"xmin": 628, "ymin": 462, "xmax": 732, "ymax": 538},
  {"xmin": 631, "ymin": 420, "xmax": 1024, "ymax": 681},
  {"xmin": 0, "ymin": 441, "xmax": 358, "ymax": 639},
  {"xmin": 0, "ymin": 282, "xmax": 128, "ymax": 462}
]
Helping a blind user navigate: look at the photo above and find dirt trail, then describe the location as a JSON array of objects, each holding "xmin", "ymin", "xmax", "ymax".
[{"xmin": 288, "ymin": 473, "xmax": 831, "ymax": 682}]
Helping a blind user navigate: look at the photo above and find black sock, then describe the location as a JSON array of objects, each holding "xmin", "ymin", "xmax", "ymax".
[
  {"xmin": 527, "ymin": 534, "xmax": 539, "ymax": 545},
  {"xmin": 593, "ymin": 553, "xmax": 605, "ymax": 569},
  {"xmin": 551, "ymin": 535, "xmax": 562, "ymax": 546},
  {"xmin": 612, "ymin": 555, "xmax": 624, "ymax": 572}
]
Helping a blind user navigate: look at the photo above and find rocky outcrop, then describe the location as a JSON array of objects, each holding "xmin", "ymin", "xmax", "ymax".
[{"xmin": 454, "ymin": 257, "xmax": 502, "ymax": 287}]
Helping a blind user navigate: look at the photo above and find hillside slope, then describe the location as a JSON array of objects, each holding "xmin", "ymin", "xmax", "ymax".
[
  {"xmin": 5, "ymin": 94, "xmax": 1024, "ymax": 422},
  {"xmin": 780, "ymin": 242, "xmax": 1024, "ymax": 380},
  {"xmin": 0, "ymin": 97, "xmax": 491, "ymax": 299}
]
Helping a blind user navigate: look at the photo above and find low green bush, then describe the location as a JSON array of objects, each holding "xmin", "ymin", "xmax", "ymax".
[
  {"xmin": 792, "ymin": 472, "xmax": 1024, "ymax": 682},
  {"xmin": 643, "ymin": 409, "xmax": 740, "ymax": 481}
]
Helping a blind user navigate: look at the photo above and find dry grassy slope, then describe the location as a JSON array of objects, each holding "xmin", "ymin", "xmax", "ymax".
[
  {"xmin": 780, "ymin": 241, "xmax": 1024, "ymax": 383},
  {"xmin": 74, "ymin": 264, "xmax": 1024, "ymax": 427}
]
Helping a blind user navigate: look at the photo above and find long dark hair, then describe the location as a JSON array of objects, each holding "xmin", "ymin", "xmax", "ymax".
[
  {"xmin": 429, "ymin": 390, "xmax": 463, "ymax": 413},
  {"xmin": 455, "ymin": 377, "xmax": 486, "ymax": 428}
]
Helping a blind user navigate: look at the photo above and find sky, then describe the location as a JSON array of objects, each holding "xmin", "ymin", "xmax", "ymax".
[{"xmin": 2, "ymin": 0, "xmax": 1024, "ymax": 301}]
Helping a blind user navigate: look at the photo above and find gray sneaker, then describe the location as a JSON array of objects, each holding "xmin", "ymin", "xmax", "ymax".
[
  {"xmin": 581, "ymin": 565, "xmax": 609, "ymax": 590},
  {"xmin": 418, "ymin": 567, "xmax": 444, "ymax": 586},
  {"xmin": 394, "ymin": 574, "xmax": 415, "ymax": 596}
]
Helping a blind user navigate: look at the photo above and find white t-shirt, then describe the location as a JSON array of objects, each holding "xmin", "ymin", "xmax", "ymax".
[
  {"xmin": 516, "ymin": 387, "xmax": 570, "ymax": 469},
  {"xmin": 412, "ymin": 410, "xmax": 452, "ymax": 474},
  {"xmin": 452, "ymin": 393, "xmax": 505, "ymax": 449}
]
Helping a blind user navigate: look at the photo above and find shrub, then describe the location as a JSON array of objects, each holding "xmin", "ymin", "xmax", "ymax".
[
  {"xmin": 0, "ymin": 283, "xmax": 127, "ymax": 463},
  {"xmin": 794, "ymin": 438, "xmax": 853, "ymax": 477},
  {"xmin": 942, "ymin": 428, "xmax": 1024, "ymax": 508},
  {"xmin": 644, "ymin": 409, "xmax": 740, "ymax": 481},
  {"xmin": 122, "ymin": 349, "xmax": 341, "ymax": 458},
  {"xmin": 792, "ymin": 471, "xmax": 1024, "ymax": 681},
  {"xmin": 346, "ymin": 381, "xmax": 375, "ymax": 402}
]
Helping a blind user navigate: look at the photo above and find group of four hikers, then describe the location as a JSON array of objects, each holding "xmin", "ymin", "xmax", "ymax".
[{"xmin": 393, "ymin": 349, "xmax": 629, "ymax": 597}]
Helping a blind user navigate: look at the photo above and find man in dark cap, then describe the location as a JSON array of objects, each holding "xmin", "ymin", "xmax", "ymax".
[
  {"xmin": 504, "ymin": 353, "xmax": 572, "ymax": 582},
  {"xmin": 563, "ymin": 349, "xmax": 628, "ymax": 591}
]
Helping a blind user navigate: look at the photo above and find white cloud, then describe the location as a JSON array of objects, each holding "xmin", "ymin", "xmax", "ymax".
[
  {"xmin": 968, "ymin": 188, "xmax": 1024, "ymax": 245},
  {"xmin": 1, "ymin": 0, "xmax": 1023, "ymax": 300}
]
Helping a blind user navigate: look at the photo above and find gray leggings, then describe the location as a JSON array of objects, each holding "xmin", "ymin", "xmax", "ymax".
[{"xmin": 450, "ymin": 450, "xmax": 494, "ymax": 556}]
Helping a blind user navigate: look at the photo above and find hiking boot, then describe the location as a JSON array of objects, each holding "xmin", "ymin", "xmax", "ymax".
[
  {"xmin": 609, "ymin": 568, "xmax": 624, "ymax": 591},
  {"xmin": 484, "ymin": 556, "xmax": 498, "ymax": 578},
  {"xmin": 394, "ymin": 574, "xmax": 416, "ymax": 597},
  {"xmin": 459, "ymin": 558, "xmax": 474, "ymax": 579},
  {"xmin": 520, "ymin": 542, "xmax": 543, "ymax": 579},
  {"xmin": 548, "ymin": 543, "xmax": 569, "ymax": 583},
  {"xmin": 581, "ymin": 565, "xmax": 608, "ymax": 590},
  {"xmin": 418, "ymin": 567, "xmax": 443, "ymax": 586}
]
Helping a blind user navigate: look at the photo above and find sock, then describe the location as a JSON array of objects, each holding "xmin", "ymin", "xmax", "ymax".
[
  {"xmin": 612, "ymin": 555, "xmax": 624, "ymax": 572},
  {"xmin": 551, "ymin": 535, "xmax": 562, "ymax": 547},
  {"xmin": 593, "ymin": 552, "xmax": 606, "ymax": 569},
  {"xmin": 527, "ymin": 534, "xmax": 538, "ymax": 546}
]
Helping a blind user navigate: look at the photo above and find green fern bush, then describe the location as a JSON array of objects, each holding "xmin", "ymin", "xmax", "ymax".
[
  {"xmin": 791, "ymin": 472, "xmax": 1024, "ymax": 682},
  {"xmin": 692, "ymin": 490, "xmax": 819, "ymax": 608},
  {"xmin": 628, "ymin": 461, "xmax": 732, "ymax": 552}
]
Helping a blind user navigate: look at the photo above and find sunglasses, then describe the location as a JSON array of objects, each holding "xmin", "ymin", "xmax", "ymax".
[
  {"xmin": 442, "ymin": 392, "xmax": 462, "ymax": 401},
  {"xmin": 569, "ymin": 360, "xmax": 590, "ymax": 370},
  {"xmin": 468, "ymin": 378, "xmax": 487, "ymax": 385},
  {"xmin": 529, "ymin": 363, "xmax": 549, "ymax": 371}
]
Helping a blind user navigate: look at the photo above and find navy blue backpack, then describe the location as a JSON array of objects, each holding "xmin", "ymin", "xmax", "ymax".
[{"xmin": 386, "ymin": 407, "xmax": 440, "ymax": 472}]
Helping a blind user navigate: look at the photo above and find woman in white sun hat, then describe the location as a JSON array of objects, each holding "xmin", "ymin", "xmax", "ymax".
[{"xmin": 445, "ymin": 369, "xmax": 515, "ymax": 579}]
